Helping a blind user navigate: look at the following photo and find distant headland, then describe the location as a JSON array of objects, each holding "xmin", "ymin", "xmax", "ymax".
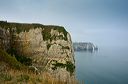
[{"xmin": 73, "ymin": 42, "xmax": 98, "ymax": 52}]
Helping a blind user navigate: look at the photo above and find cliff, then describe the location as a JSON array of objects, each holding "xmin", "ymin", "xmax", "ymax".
[
  {"xmin": 0, "ymin": 21, "xmax": 75, "ymax": 83},
  {"xmin": 73, "ymin": 42, "xmax": 98, "ymax": 52}
]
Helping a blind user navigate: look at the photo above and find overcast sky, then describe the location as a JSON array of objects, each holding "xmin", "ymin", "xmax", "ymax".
[{"xmin": 0, "ymin": 0, "xmax": 128, "ymax": 47}]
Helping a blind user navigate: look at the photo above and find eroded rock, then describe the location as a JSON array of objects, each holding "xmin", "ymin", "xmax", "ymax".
[{"xmin": 0, "ymin": 21, "xmax": 75, "ymax": 82}]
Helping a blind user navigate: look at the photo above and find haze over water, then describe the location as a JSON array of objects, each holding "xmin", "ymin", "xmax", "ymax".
[{"xmin": 75, "ymin": 45, "xmax": 128, "ymax": 84}]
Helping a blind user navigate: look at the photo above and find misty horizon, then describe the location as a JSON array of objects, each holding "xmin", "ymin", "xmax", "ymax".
[{"xmin": 0, "ymin": 0, "xmax": 128, "ymax": 47}]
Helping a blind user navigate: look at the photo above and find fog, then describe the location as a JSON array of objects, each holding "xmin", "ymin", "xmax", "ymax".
[{"xmin": 0, "ymin": 0, "xmax": 128, "ymax": 47}]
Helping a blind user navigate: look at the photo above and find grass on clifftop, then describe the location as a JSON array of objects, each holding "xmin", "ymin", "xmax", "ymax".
[{"xmin": 0, "ymin": 21, "xmax": 68, "ymax": 41}]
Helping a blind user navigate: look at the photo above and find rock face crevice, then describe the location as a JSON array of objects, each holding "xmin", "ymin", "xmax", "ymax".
[{"xmin": 0, "ymin": 21, "xmax": 75, "ymax": 82}]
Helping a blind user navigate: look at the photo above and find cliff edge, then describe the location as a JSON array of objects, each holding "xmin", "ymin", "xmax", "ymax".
[{"xmin": 0, "ymin": 21, "xmax": 75, "ymax": 83}]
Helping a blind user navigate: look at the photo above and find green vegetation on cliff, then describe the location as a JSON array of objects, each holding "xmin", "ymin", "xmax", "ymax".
[
  {"xmin": 52, "ymin": 61, "xmax": 75, "ymax": 75},
  {"xmin": 0, "ymin": 49, "xmax": 23, "ymax": 69},
  {"xmin": 0, "ymin": 21, "xmax": 68, "ymax": 41},
  {"xmin": 0, "ymin": 49, "xmax": 77, "ymax": 83}
]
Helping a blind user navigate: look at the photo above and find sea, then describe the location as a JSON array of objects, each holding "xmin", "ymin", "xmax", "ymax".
[{"xmin": 75, "ymin": 45, "xmax": 128, "ymax": 84}]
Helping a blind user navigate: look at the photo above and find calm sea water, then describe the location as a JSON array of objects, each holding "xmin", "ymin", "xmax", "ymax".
[{"xmin": 75, "ymin": 46, "xmax": 128, "ymax": 84}]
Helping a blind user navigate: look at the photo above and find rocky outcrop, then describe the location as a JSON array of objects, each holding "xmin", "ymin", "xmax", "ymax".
[
  {"xmin": 0, "ymin": 21, "xmax": 75, "ymax": 82},
  {"xmin": 73, "ymin": 42, "xmax": 98, "ymax": 52}
]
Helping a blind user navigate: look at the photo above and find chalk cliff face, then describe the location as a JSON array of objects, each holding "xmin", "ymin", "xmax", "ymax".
[{"xmin": 0, "ymin": 21, "xmax": 75, "ymax": 82}]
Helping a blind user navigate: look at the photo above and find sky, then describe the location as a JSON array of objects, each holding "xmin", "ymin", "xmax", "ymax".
[{"xmin": 0, "ymin": 0, "xmax": 128, "ymax": 47}]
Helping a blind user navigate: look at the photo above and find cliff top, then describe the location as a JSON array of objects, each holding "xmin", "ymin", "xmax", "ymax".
[
  {"xmin": 0, "ymin": 21, "xmax": 66, "ymax": 32},
  {"xmin": 0, "ymin": 21, "xmax": 68, "ymax": 40}
]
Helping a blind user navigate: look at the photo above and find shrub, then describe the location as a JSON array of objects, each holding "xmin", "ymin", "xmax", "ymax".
[
  {"xmin": 62, "ymin": 46, "xmax": 70, "ymax": 50},
  {"xmin": 15, "ymin": 54, "xmax": 32, "ymax": 66},
  {"xmin": 52, "ymin": 61, "xmax": 75, "ymax": 75},
  {"xmin": 66, "ymin": 61, "xmax": 75, "ymax": 75}
]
